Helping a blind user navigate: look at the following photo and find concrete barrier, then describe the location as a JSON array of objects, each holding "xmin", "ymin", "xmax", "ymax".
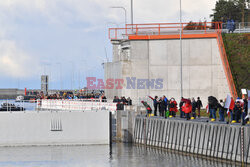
[
  {"xmin": 134, "ymin": 116, "xmax": 250, "ymax": 164},
  {"xmin": 0, "ymin": 111, "xmax": 110, "ymax": 146}
]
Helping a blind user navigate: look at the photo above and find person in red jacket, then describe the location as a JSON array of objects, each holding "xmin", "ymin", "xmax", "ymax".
[
  {"xmin": 182, "ymin": 98, "xmax": 192, "ymax": 120},
  {"xmin": 169, "ymin": 98, "xmax": 178, "ymax": 117}
]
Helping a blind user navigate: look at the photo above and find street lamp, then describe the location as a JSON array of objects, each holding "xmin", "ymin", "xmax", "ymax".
[
  {"xmin": 131, "ymin": 0, "xmax": 133, "ymax": 25},
  {"xmin": 180, "ymin": 0, "xmax": 183, "ymax": 98},
  {"xmin": 110, "ymin": 6, "xmax": 127, "ymax": 26},
  {"xmin": 56, "ymin": 62, "xmax": 63, "ymax": 90}
]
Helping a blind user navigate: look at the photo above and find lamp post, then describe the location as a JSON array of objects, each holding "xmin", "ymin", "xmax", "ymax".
[
  {"xmin": 131, "ymin": 0, "xmax": 133, "ymax": 25},
  {"xmin": 56, "ymin": 62, "xmax": 63, "ymax": 90},
  {"xmin": 110, "ymin": 6, "xmax": 127, "ymax": 26},
  {"xmin": 180, "ymin": 0, "xmax": 183, "ymax": 98}
]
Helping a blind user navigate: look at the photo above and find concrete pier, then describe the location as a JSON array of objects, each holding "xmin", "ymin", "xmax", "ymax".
[
  {"xmin": 133, "ymin": 116, "xmax": 250, "ymax": 164},
  {"xmin": 0, "ymin": 111, "xmax": 110, "ymax": 146}
]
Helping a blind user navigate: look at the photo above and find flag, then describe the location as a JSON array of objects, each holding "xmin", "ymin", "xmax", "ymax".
[
  {"xmin": 224, "ymin": 95, "xmax": 234, "ymax": 115},
  {"xmin": 206, "ymin": 104, "xmax": 209, "ymax": 113},
  {"xmin": 229, "ymin": 97, "xmax": 235, "ymax": 111}
]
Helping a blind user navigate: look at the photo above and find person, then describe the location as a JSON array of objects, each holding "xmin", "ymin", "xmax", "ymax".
[
  {"xmin": 127, "ymin": 97, "xmax": 132, "ymax": 105},
  {"xmin": 163, "ymin": 95, "xmax": 168, "ymax": 115},
  {"xmin": 159, "ymin": 97, "xmax": 166, "ymax": 117},
  {"xmin": 149, "ymin": 96, "xmax": 159, "ymax": 116},
  {"xmin": 208, "ymin": 96, "xmax": 218, "ymax": 120},
  {"xmin": 179, "ymin": 97, "xmax": 185, "ymax": 118},
  {"xmin": 141, "ymin": 101, "xmax": 152, "ymax": 117},
  {"xmin": 101, "ymin": 95, "xmax": 107, "ymax": 102},
  {"xmin": 242, "ymin": 97, "xmax": 248, "ymax": 125},
  {"xmin": 231, "ymin": 19, "xmax": 236, "ymax": 33},
  {"xmin": 169, "ymin": 98, "xmax": 178, "ymax": 117},
  {"xmin": 191, "ymin": 98, "xmax": 197, "ymax": 118},
  {"xmin": 219, "ymin": 99, "xmax": 225, "ymax": 121},
  {"xmin": 121, "ymin": 96, "xmax": 128, "ymax": 104},
  {"xmin": 113, "ymin": 96, "xmax": 120, "ymax": 103},
  {"xmin": 196, "ymin": 97, "xmax": 203, "ymax": 118},
  {"xmin": 234, "ymin": 101, "xmax": 242, "ymax": 123},
  {"xmin": 182, "ymin": 98, "xmax": 192, "ymax": 120}
]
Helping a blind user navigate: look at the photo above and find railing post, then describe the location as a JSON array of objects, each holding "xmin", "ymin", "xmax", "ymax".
[
  {"xmin": 115, "ymin": 29, "xmax": 117, "ymax": 39},
  {"xmin": 181, "ymin": 23, "xmax": 183, "ymax": 34},
  {"xmin": 125, "ymin": 24, "xmax": 128, "ymax": 37},
  {"xmin": 205, "ymin": 22, "xmax": 206, "ymax": 34},
  {"xmin": 158, "ymin": 24, "xmax": 161, "ymax": 35}
]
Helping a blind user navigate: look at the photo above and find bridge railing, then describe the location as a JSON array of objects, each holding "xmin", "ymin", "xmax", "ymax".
[
  {"xmin": 0, "ymin": 99, "xmax": 118, "ymax": 112},
  {"xmin": 221, "ymin": 22, "xmax": 250, "ymax": 33},
  {"xmin": 37, "ymin": 99, "xmax": 117, "ymax": 112},
  {"xmin": 109, "ymin": 22, "xmax": 222, "ymax": 40},
  {"xmin": 216, "ymin": 31, "xmax": 238, "ymax": 99}
]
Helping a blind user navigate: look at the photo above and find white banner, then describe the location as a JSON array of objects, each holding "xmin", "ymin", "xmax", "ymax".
[{"xmin": 224, "ymin": 94, "xmax": 231, "ymax": 109}]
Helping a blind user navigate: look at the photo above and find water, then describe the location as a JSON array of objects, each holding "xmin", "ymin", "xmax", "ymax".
[
  {"xmin": 0, "ymin": 101, "xmax": 244, "ymax": 166},
  {"xmin": 0, "ymin": 143, "xmax": 241, "ymax": 167},
  {"xmin": 0, "ymin": 99, "xmax": 37, "ymax": 111}
]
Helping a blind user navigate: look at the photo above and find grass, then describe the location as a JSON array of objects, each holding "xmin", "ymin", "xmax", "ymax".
[{"xmin": 222, "ymin": 33, "xmax": 250, "ymax": 97}]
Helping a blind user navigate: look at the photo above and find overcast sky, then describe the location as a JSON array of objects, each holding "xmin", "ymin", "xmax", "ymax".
[{"xmin": 0, "ymin": 0, "xmax": 217, "ymax": 89}]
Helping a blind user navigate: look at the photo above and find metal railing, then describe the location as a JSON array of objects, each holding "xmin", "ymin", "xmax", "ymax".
[
  {"xmin": 37, "ymin": 99, "xmax": 117, "ymax": 112},
  {"xmin": 221, "ymin": 22, "xmax": 250, "ymax": 33},
  {"xmin": 109, "ymin": 22, "xmax": 222, "ymax": 40},
  {"xmin": 0, "ymin": 99, "xmax": 118, "ymax": 112},
  {"xmin": 216, "ymin": 31, "xmax": 238, "ymax": 99}
]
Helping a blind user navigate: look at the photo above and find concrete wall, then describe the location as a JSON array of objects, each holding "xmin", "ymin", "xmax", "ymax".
[
  {"xmin": 105, "ymin": 38, "xmax": 230, "ymax": 103},
  {"xmin": 114, "ymin": 105, "xmax": 147, "ymax": 142},
  {"xmin": 0, "ymin": 89, "xmax": 19, "ymax": 99},
  {"xmin": 134, "ymin": 116, "xmax": 250, "ymax": 164},
  {"xmin": 0, "ymin": 111, "xmax": 110, "ymax": 146}
]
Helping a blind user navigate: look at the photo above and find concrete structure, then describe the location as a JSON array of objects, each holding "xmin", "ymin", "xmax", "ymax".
[
  {"xmin": 134, "ymin": 116, "xmax": 250, "ymax": 164},
  {"xmin": 114, "ymin": 105, "xmax": 146, "ymax": 142},
  {"xmin": 105, "ymin": 38, "xmax": 230, "ymax": 103},
  {"xmin": 0, "ymin": 111, "xmax": 110, "ymax": 146},
  {"xmin": 0, "ymin": 89, "xmax": 23, "ymax": 99},
  {"xmin": 41, "ymin": 75, "xmax": 49, "ymax": 95}
]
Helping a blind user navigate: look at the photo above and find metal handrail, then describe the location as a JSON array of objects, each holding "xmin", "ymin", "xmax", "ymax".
[
  {"xmin": 216, "ymin": 31, "xmax": 238, "ymax": 99},
  {"xmin": 109, "ymin": 22, "xmax": 222, "ymax": 40},
  {"xmin": 0, "ymin": 99, "xmax": 118, "ymax": 112}
]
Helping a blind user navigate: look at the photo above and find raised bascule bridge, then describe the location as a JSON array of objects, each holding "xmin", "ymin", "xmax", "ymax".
[
  {"xmin": 105, "ymin": 22, "xmax": 238, "ymax": 103},
  {"xmin": 0, "ymin": 22, "xmax": 249, "ymax": 165}
]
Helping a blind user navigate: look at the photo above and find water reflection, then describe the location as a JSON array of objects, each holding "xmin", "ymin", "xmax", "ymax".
[
  {"xmin": 111, "ymin": 143, "xmax": 242, "ymax": 167},
  {"xmin": 0, "ymin": 143, "xmax": 242, "ymax": 167}
]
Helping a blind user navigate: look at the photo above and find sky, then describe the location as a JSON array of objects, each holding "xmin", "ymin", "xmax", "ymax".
[{"xmin": 0, "ymin": 0, "xmax": 217, "ymax": 90}]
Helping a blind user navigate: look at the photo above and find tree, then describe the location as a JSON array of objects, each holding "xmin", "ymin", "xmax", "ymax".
[
  {"xmin": 210, "ymin": 0, "xmax": 242, "ymax": 22},
  {"xmin": 236, "ymin": 0, "xmax": 250, "ymax": 22}
]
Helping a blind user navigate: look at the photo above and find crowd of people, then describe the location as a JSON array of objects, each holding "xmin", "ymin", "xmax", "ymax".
[
  {"xmin": 146, "ymin": 96, "xmax": 203, "ymax": 119},
  {"xmin": 113, "ymin": 96, "xmax": 132, "ymax": 105},
  {"xmin": 143, "ymin": 95, "xmax": 249, "ymax": 125},
  {"xmin": 35, "ymin": 91, "xmax": 108, "ymax": 102}
]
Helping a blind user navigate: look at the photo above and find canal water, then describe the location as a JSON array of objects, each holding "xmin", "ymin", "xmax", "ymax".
[
  {"xmin": 0, "ymin": 99, "xmax": 37, "ymax": 111},
  {"xmin": 0, "ymin": 100, "xmax": 243, "ymax": 166},
  {"xmin": 0, "ymin": 143, "xmax": 241, "ymax": 167}
]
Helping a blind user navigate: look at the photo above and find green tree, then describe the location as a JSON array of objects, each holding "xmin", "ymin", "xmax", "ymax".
[
  {"xmin": 235, "ymin": 0, "xmax": 250, "ymax": 22},
  {"xmin": 210, "ymin": 0, "xmax": 242, "ymax": 22}
]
